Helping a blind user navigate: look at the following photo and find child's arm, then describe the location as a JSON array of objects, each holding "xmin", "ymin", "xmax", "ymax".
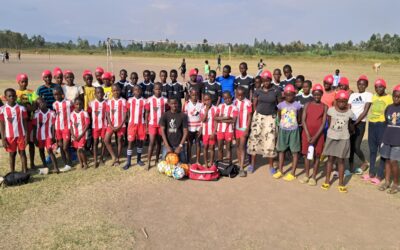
[
  {"xmin": 117, "ymin": 110, "xmax": 127, "ymax": 131},
  {"xmin": 106, "ymin": 111, "xmax": 112, "ymax": 129},
  {"xmin": 144, "ymin": 109, "xmax": 149, "ymax": 133},
  {"xmin": 161, "ymin": 125, "xmax": 172, "ymax": 153},
  {"xmin": 176, "ymin": 127, "xmax": 188, "ymax": 154},
  {"xmin": 200, "ymin": 107, "xmax": 210, "ymax": 123},
  {"xmin": 0, "ymin": 120, "xmax": 7, "ymax": 149},
  {"xmin": 252, "ymin": 96, "xmax": 258, "ymax": 113},
  {"xmin": 77, "ymin": 116, "xmax": 90, "ymax": 141},
  {"xmin": 353, "ymin": 102, "xmax": 371, "ymax": 126},
  {"xmin": 23, "ymin": 117, "xmax": 28, "ymax": 145},
  {"xmin": 70, "ymin": 123, "xmax": 76, "ymax": 141},
  {"xmin": 244, "ymin": 109, "xmax": 252, "ymax": 137},
  {"xmin": 348, "ymin": 118, "xmax": 355, "ymax": 134},
  {"xmin": 302, "ymin": 103, "xmax": 312, "ymax": 142}
]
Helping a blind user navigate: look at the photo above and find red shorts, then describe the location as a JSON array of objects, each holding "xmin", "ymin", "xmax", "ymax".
[
  {"xmin": 148, "ymin": 125, "xmax": 162, "ymax": 136},
  {"xmin": 217, "ymin": 131, "xmax": 234, "ymax": 142},
  {"xmin": 92, "ymin": 128, "xmax": 107, "ymax": 139},
  {"xmin": 72, "ymin": 137, "xmax": 86, "ymax": 149},
  {"xmin": 55, "ymin": 129, "xmax": 71, "ymax": 141},
  {"xmin": 106, "ymin": 126, "xmax": 126, "ymax": 137},
  {"xmin": 128, "ymin": 124, "xmax": 146, "ymax": 141},
  {"xmin": 202, "ymin": 135, "xmax": 216, "ymax": 146},
  {"xmin": 5, "ymin": 137, "xmax": 26, "ymax": 153},
  {"xmin": 235, "ymin": 129, "xmax": 248, "ymax": 139},
  {"xmin": 38, "ymin": 138, "xmax": 53, "ymax": 150}
]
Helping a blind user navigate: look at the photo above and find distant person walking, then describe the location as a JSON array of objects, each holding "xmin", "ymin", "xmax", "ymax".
[
  {"xmin": 257, "ymin": 59, "xmax": 266, "ymax": 76},
  {"xmin": 17, "ymin": 51, "xmax": 21, "ymax": 60},
  {"xmin": 333, "ymin": 69, "xmax": 341, "ymax": 89},
  {"xmin": 5, "ymin": 51, "xmax": 9, "ymax": 62},
  {"xmin": 1, "ymin": 52, "xmax": 5, "ymax": 63},
  {"xmin": 179, "ymin": 58, "xmax": 187, "ymax": 81},
  {"xmin": 216, "ymin": 55, "xmax": 222, "ymax": 72}
]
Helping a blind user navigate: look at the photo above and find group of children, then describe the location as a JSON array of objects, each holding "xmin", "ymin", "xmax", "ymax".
[{"xmin": 0, "ymin": 63, "xmax": 399, "ymax": 194}]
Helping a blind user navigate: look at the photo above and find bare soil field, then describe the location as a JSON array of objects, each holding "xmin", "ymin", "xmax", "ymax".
[{"xmin": 0, "ymin": 54, "xmax": 399, "ymax": 249}]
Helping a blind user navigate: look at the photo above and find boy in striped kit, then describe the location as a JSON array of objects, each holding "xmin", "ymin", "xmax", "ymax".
[
  {"xmin": 0, "ymin": 88, "xmax": 28, "ymax": 173},
  {"xmin": 88, "ymin": 87, "xmax": 108, "ymax": 167},
  {"xmin": 124, "ymin": 85, "xmax": 146, "ymax": 170},
  {"xmin": 70, "ymin": 98, "xmax": 90, "ymax": 169},
  {"xmin": 234, "ymin": 87, "xmax": 253, "ymax": 177},
  {"xmin": 105, "ymin": 84, "xmax": 127, "ymax": 166},
  {"xmin": 200, "ymin": 93, "xmax": 219, "ymax": 167},
  {"xmin": 53, "ymin": 87, "xmax": 73, "ymax": 171},
  {"xmin": 33, "ymin": 98, "xmax": 58, "ymax": 172},
  {"xmin": 183, "ymin": 89, "xmax": 203, "ymax": 164},
  {"xmin": 145, "ymin": 82, "xmax": 168, "ymax": 169},
  {"xmin": 215, "ymin": 91, "xmax": 238, "ymax": 164}
]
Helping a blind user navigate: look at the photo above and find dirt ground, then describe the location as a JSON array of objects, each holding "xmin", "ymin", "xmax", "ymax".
[{"xmin": 0, "ymin": 54, "xmax": 400, "ymax": 249}]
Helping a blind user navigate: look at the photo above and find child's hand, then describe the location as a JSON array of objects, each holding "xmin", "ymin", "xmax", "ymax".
[
  {"xmin": 309, "ymin": 137, "xmax": 316, "ymax": 145},
  {"xmin": 113, "ymin": 127, "xmax": 119, "ymax": 133},
  {"xmin": 2, "ymin": 139, "xmax": 8, "ymax": 149},
  {"xmin": 71, "ymin": 134, "xmax": 77, "ymax": 141},
  {"xmin": 167, "ymin": 146, "xmax": 173, "ymax": 153},
  {"xmin": 174, "ymin": 146, "xmax": 182, "ymax": 154},
  {"xmin": 307, "ymin": 135, "xmax": 312, "ymax": 144}
]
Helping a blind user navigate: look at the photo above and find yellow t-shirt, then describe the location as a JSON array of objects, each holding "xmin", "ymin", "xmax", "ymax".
[
  {"xmin": 16, "ymin": 89, "xmax": 36, "ymax": 105},
  {"xmin": 368, "ymin": 94, "xmax": 393, "ymax": 123},
  {"xmin": 103, "ymin": 86, "xmax": 113, "ymax": 100},
  {"xmin": 83, "ymin": 86, "xmax": 96, "ymax": 111}
]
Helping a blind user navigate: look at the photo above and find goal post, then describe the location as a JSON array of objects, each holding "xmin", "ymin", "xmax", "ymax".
[{"xmin": 105, "ymin": 38, "xmax": 231, "ymax": 73}]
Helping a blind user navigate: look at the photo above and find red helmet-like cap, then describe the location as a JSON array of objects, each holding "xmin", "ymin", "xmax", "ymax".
[
  {"xmin": 335, "ymin": 90, "xmax": 350, "ymax": 100},
  {"xmin": 42, "ymin": 70, "xmax": 52, "ymax": 78},
  {"xmin": 16, "ymin": 73, "xmax": 28, "ymax": 82},
  {"xmin": 374, "ymin": 78, "xmax": 386, "ymax": 88},
  {"xmin": 260, "ymin": 70, "xmax": 272, "ymax": 80},
  {"xmin": 339, "ymin": 77, "xmax": 349, "ymax": 86},
  {"xmin": 323, "ymin": 74, "xmax": 334, "ymax": 84}
]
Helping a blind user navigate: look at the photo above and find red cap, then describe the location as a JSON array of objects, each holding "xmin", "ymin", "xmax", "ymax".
[
  {"xmin": 339, "ymin": 77, "xmax": 349, "ymax": 86},
  {"xmin": 102, "ymin": 72, "xmax": 112, "ymax": 80},
  {"xmin": 53, "ymin": 67, "xmax": 62, "ymax": 76},
  {"xmin": 312, "ymin": 83, "xmax": 324, "ymax": 92},
  {"xmin": 82, "ymin": 70, "xmax": 92, "ymax": 77},
  {"xmin": 42, "ymin": 70, "xmax": 52, "ymax": 78},
  {"xmin": 63, "ymin": 70, "xmax": 73, "ymax": 76},
  {"xmin": 358, "ymin": 75, "xmax": 369, "ymax": 82},
  {"xmin": 260, "ymin": 70, "xmax": 272, "ymax": 80},
  {"xmin": 284, "ymin": 84, "xmax": 296, "ymax": 93},
  {"xmin": 16, "ymin": 73, "xmax": 28, "ymax": 82},
  {"xmin": 189, "ymin": 68, "xmax": 197, "ymax": 77},
  {"xmin": 335, "ymin": 90, "xmax": 350, "ymax": 100},
  {"xmin": 393, "ymin": 84, "xmax": 400, "ymax": 92},
  {"xmin": 95, "ymin": 67, "xmax": 104, "ymax": 74},
  {"xmin": 374, "ymin": 78, "xmax": 386, "ymax": 88},
  {"xmin": 323, "ymin": 74, "xmax": 334, "ymax": 84}
]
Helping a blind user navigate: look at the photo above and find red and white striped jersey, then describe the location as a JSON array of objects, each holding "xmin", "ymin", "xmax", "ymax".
[
  {"xmin": 234, "ymin": 98, "xmax": 252, "ymax": 130},
  {"xmin": 88, "ymin": 99, "xmax": 108, "ymax": 129},
  {"xmin": 33, "ymin": 110, "xmax": 56, "ymax": 141},
  {"xmin": 146, "ymin": 96, "xmax": 168, "ymax": 126},
  {"xmin": 200, "ymin": 105, "xmax": 219, "ymax": 136},
  {"xmin": 217, "ymin": 103, "xmax": 238, "ymax": 133},
  {"xmin": 127, "ymin": 97, "xmax": 146, "ymax": 126},
  {"xmin": 107, "ymin": 98, "xmax": 127, "ymax": 128},
  {"xmin": 70, "ymin": 110, "xmax": 90, "ymax": 138},
  {"xmin": 182, "ymin": 100, "xmax": 203, "ymax": 132},
  {"xmin": 53, "ymin": 100, "xmax": 73, "ymax": 131},
  {"xmin": 0, "ymin": 104, "xmax": 27, "ymax": 139}
]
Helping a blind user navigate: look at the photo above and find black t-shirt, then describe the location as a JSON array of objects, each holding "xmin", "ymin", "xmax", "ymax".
[
  {"xmin": 279, "ymin": 77, "xmax": 296, "ymax": 91},
  {"xmin": 185, "ymin": 81, "xmax": 204, "ymax": 100},
  {"xmin": 139, "ymin": 82, "xmax": 154, "ymax": 99},
  {"xmin": 254, "ymin": 86, "xmax": 281, "ymax": 115},
  {"xmin": 161, "ymin": 83, "xmax": 168, "ymax": 98},
  {"xmin": 383, "ymin": 104, "xmax": 400, "ymax": 146},
  {"xmin": 234, "ymin": 75, "xmax": 254, "ymax": 99},
  {"xmin": 181, "ymin": 62, "xmax": 186, "ymax": 73},
  {"xmin": 295, "ymin": 94, "xmax": 314, "ymax": 107},
  {"xmin": 160, "ymin": 111, "xmax": 188, "ymax": 147},
  {"xmin": 116, "ymin": 80, "xmax": 129, "ymax": 92},
  {"xmin": 202, "ymin": 81, "xmax": 222, "ymax": 105}
]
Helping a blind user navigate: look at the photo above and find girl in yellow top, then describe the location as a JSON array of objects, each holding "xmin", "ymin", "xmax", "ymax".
[
  {"xmin": 365, "ymin": 79, "xmax": 393, "ymax": 185},
  {"xmin": 82, "ymin": 70, "xmax": 96, "ymax": 111}
]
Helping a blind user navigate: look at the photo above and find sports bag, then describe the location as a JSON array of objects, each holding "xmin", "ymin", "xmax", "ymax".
[
  {"xmin": 0, "ymin": 172, "xmax": 31, "ymax": 186},
  {"xmin": 215, "ymin": 160, "xmax": 239, "ymax": 178},
  {"xmin": 189, "ymin": 164, "xmax": 219, "ymax": 181}
]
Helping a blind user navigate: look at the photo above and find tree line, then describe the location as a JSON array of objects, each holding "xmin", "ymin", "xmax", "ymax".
[{"xmin": 1, "ymin": 29, "xmax": 400, "ymax": 56}]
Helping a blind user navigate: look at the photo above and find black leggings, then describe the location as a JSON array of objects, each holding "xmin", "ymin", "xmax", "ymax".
[{"xmin": 349, "ymin": 121, "xmax": 366, "ymax": 164}]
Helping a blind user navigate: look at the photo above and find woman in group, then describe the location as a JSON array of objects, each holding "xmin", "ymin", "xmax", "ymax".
[{"xmin": 247, "ymin": 70, "xmax": 282, "ymax": 174}]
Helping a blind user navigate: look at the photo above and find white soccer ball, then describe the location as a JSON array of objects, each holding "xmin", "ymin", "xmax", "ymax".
[
  {"xmin": 172, "ymin": 166, "xmax": 185, "ymax": 180},
  {"xmin": 157, "ymin": 161, "xmax": 168, "ymax": 174},
  {"xmin": 164, "ymin": 164, "xmax": 175, "ymax": 177}
]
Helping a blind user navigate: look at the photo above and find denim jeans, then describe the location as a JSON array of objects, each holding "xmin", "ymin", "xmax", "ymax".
[
  {"xmin": 162, "ymin": 145, "xmax": 187, "ymax": 163},
  {"xmin": 368, "ymin": 122, "xmax": 386, "ymax": 178}
]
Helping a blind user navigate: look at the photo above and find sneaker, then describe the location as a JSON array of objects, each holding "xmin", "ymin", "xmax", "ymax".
[
  {"xmin": 239, "ymin": 169, "xmax": 247, "ymax": 177},
  {"xmin": 283, "ymin": 173, "xmax": 296, "ymax": 181},
  {"xmin": 38, "ymin": 168, "xmax": 49, "ymax": 175},
  {"xmin": 247, "ymin": 165, "xmax": 254, "ymax": 174},
  {"xmin": 269, "ymin": 167, "xmax": 277, "ymax": 175},
  {"xmin": 332, "ymin": 171, "xmax": 339, "ymax": 178},
  {"xmin": 60, "ymin": 165, "xmax": 72, "ymax": 172},
  {"xmin": 299, "ymin": 176, "xmax": 309, "ymax": 184},
  {"xmin": 308, "ymin": 178, "xmax": 317, "ymax": 186},
  {"xmin": 273, "ymin": 171, "xmax": 283, "ymax": 179},
  {"xmin": 137, "ymin": 161, "xmax": 145, "ymax": 167},
  {"xmin": 344, "ymin": 170, "xmax": 352, "ymax": 177},
  {"xmin": 122, "ymin": 164, "xmax": 130, "ymax": 170},
  {"xmin": 354, "ymin": 167, "xmax": 363, "ymax": 175},
  {"xmin": 45, "ymin": 156, "xmax": 52, "ymax": 164}
]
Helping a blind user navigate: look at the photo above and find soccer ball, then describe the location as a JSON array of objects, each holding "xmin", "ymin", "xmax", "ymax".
[
  {"xmin": 157, "ymin": 161, "xmax": 168, "ymax": 174},
  {"xmin": 173, "ymin": 166, "xmax": 185, "ymax": 180},
  {"xmin": 164, "ymin": 164, "xmax": 175, "ymax": 177}
]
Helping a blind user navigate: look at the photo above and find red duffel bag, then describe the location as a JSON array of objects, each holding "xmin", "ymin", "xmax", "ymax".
[{"xmin": 189, "ymin": 163, "xmax": 220, "ymax": 181}]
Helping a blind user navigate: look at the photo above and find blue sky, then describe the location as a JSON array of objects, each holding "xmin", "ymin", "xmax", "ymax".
[{"xmin": 1, "ymin": 0, "xmax": 399, "ymax": 45}]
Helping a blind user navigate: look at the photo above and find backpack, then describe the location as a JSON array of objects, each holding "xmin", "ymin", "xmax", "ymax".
[
  {"xmin": 189, "ymin": 164, "xmax": 219, "ymax": 181},
  {"xmin": 0, "ymin": 172, "xmax": 31, "ymax": 187},
  {"xmin": 215, "ymin": 160, "xmax": 239, "ymax": 178}
]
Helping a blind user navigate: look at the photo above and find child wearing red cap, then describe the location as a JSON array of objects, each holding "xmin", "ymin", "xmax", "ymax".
[
  {"xmin": 185, "ymin": 68, "xmax": 204, "ymax": 101},
  {"xmin": 365, "ymin": 79, "xmax": 392, "ymax": 185},
  {"xmin": 378, "ymin": 84, "xmax": 400, "ymax": 194},
  {"xmin": 338, "ymin": 77, "xmax": 353, "ymax": 96},
  {"xmin": 53, "ymin": 67, "xmax": 64, "ymax": 85},
  {"xmin": 62, "ymin": 71, "xmax": 83, "ymax": 101},
  {"xmin": 102, "ymin": 72, "xmax": 113, "ymax": 100},
  {"xmin": 234, "ymin": 62, "xmax": 254, "ymax": 100},
  {"xmin": 300, "ymin": 83, "xmax": 327, "ymax": 185},
  {"xmin": 322, "ymin": 90, "xmax": 355, "ymax": 193},
  {"xmin": 0, "ymin": 88, "xmax": 28, "ymax": 173},
  {"xmin": 321, "ymin": 74, "xmax": 336, "ymax": 108},
  {"xmin": 273, "ymin": 84, "xmax": 302, "ymax": 181},
  {"xmin": 93, "ymin": 67, "xmax": 104, "ymax": 87},
  {"xmin": 348, "ymin": 75, "xmax": 372, "ymax": 174},
  {"xmin": 16, "ymin": 73, "xmax": 37, "ymax": 170}
]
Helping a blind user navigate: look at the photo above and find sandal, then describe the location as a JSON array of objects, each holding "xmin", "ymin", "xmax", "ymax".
[
  {"xmin": 308, "ymin": 178, "xmax": 317, "ymax": 186},
  {"xmin": 239, "ymin": 169, "xmax": 247, "ymax": 177},
  {"xmin": 370, "ymin": 177, "xmax": 381, "ymax": 186},
  {"xmin": 361, "ymin": 174, "xmax": 371, "ymax": 181},
  {"xmin": 283, "ymin": 173, "xmax": 296, "ymax": 181},
  {"xmin": 273, "ymin": 171, "xmax": 283, "ymax": 179},
  {"xmin": 321, "ymin": 183, "xmax": 330, "ymax": 190},
  {"xmin": 387, "ymin": 185, "xmax": 399, "ymax": 194},
  {"xmin": 378, "ymin": 182, "xmax": 391, "ymax": 191},
  {"xmin": 338, "ymin": 186, "xmax": 348, "ymax": 193},
  {"xmin": 299, "ymin": 176, "xmax": 310, "ymax": 184}
]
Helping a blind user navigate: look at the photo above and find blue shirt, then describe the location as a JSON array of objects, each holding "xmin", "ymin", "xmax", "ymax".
[
  {"xmin": 36, "ymin": 83, "xmax": 57, "ymax": 109},
  {"xmin": 216, "ymin": 75, "xmax": 235, "ymax": 100}
]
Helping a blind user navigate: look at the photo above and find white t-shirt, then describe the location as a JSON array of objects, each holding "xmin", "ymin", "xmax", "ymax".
[
  {"xmin": 62, "ymin": 85, "xmax": 84, "ymax": 101},
  {"xmin": 348, "ymin": 92, "xmax": 372, "ymax": 122},
  {"xmin": 92, "ymin": 81, "xmax": 102, "ymax": 88}
]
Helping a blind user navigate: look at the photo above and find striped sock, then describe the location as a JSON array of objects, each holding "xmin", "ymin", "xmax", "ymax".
[{"xmin": 137, "ymin": 147, "xmax": 143, "ymax": 162}]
